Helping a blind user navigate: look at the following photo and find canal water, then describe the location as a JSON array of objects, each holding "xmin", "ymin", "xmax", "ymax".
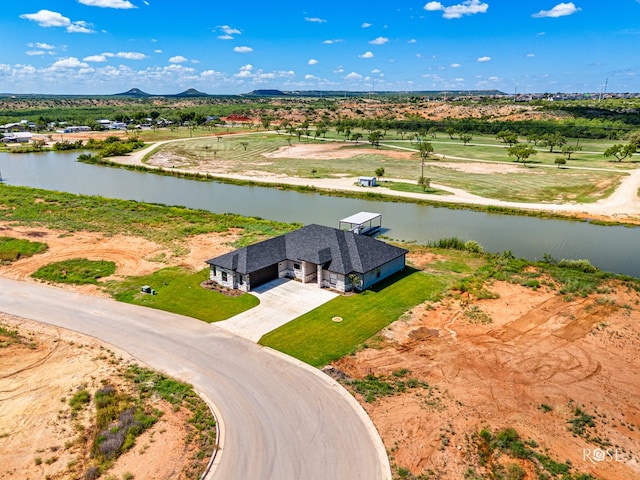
[{"xmin": 1, "ymin": 151, "xmax": 638, "ymax": 277}]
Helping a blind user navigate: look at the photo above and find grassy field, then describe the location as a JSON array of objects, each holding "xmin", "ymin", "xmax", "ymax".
[
  {"xmin": 146, "ymin": 131, "xmax": 633, "ymax": 204},
  {"xmin": 32, "ymin": 258, "xmax": 116, "ymax": 285},
  {"xmin": 0, "ymin": 185, "xmax": 298, "ymax": 250},
  {"xmin": 105, "ymin": 267, "xmax": 259, "ymax": 322},
  {"xmin": 259, "ymin": 268, "xmax": 451, "ymax": 367},
  {"xmin": 0, "ymin": 236, "xmax": 48, "ymax": 263}
]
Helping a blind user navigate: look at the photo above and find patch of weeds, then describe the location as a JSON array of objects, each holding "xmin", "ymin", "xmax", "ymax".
[
  {"xmin": 343, "ymin": 369, "xmax": 428, "ymax": 403},
  {"xmin": 32, "ymin": 258, "xmax": 116, "ymax": 285},
  {"xmin": 464, "ymin": 305, "xmax": 492, "ymax": 324},
  {"xmin": 0, "ymin": 236, "xmax": 48, "ymax": 264},
  {"xmin": 69, "ymin": 388, "xmax": 91, "ymax": 414},
  {"xmin": 538, "ymin": 403, "xmax": 553, "ymax": 413}
]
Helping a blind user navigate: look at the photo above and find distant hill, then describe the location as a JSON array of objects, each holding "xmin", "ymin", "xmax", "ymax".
[
  {"xmin": 114, "ymin": 88, "xmax": 152, "ymax": 97},
  {"xmin": 243, "ymin": 89, "xmax": 506, "ymax": 98},
  {"xmin": 171, "ymin": 88, "xmax": 210, "ymax": 97},
  {"xmin": 246, "ymin": 89, "xmax": 287, "ymax": 97}
]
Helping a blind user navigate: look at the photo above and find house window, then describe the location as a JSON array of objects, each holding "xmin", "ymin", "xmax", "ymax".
[
  {"xmin": 376, "ymin": 267, "xmax": 381, "ymax": 278},
  {"xmin": 221, "ymin": 271, "xmax": 228, "ymax": 282},
  {"xmin": 294, "ymin": 263, "xmax": 301, "ymax": 270},
  {"xmin": 212, "ymin": 266, "xmax": 217, "ymax": 276},
  {"xmin": 238, "ymin": 275, "xmax": 243, "ymax": 285}
]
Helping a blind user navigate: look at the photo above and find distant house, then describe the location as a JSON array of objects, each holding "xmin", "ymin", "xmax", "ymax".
[
  {"xmin": 2, "ymin": 132, "xmax": 33, "ymax": 143},
  {"xmin": 206, "ymin": 224, "xmax": 407, "ymax": 293},
  {"xmin": 358, "ymin": 176, "xmax": 377, "ymax": 187}
]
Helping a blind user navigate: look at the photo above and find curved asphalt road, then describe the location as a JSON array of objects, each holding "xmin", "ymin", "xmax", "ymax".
[{"xmin": 0, "ymin": 278, "xmax": 391, "ymax": 480}]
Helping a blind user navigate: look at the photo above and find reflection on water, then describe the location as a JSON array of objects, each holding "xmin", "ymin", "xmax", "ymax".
[{"xmin": 1, "ymin": 151, "xmax": 638, "ymax": 277}]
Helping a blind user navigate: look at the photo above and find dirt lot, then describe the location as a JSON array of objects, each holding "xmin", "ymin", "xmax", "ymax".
[
  {"xmin": 2, "ymin": 222, "xmax": 640, "ymax": 479},
  {"xmin": 332, "ymin": 280, "xmax": 640, "ymax": 479},
  {"xmin": 0, "ymin": 315, "xmax": 203, "ymax": 480}
]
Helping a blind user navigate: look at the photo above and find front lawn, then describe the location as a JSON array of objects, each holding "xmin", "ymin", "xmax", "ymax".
[
  {"xmin": 259, "ymin": 268, "xmax": 450, "ymax": 367},
  {"xmin": 106, "ymin": 267, "xmax": 259, "ymax": 322}
]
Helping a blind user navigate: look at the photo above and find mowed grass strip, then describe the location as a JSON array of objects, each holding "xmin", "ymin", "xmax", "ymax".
[
  {"xmin": 106, "ymin": 267, "xmax": 259, "ymax": 322},
  {"xmin": 0, "ymin": 236, "xmax": 48, "ymax": 263},
  {"xmin": 32, "ymin": 258, "xmax": 116, "ymax": 284},
  {"xmin": 260, "ymin": 268, "xmax": 450, "ymax": 367}
]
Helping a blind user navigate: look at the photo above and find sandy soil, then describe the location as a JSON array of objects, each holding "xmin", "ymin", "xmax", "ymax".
[
  {"xmin": 0, "ymin": 315, "xmax": 201, "ymax": 480},
  {"xmin": 331, "ymin": 275, "xmax": 640, "ymax": 479}
]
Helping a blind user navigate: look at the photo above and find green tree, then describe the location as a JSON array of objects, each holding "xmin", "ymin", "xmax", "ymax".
[
  {"xmin": 496, "ymin": 130, "xmax": 518, "ymax": 146},
  {"xmin": 507, "ymin": 143, "xmax": 537, "ymax": 165},
  {"xmin": 350, "ymin": 132, "xmax": 363, "ymax": 143},
  {"xmin": 368, "ymin": 130, "xmax": 383, "ymax": 149},
  {"xmin": 460, "ymin": 133, "xmax": 473, "ymax": 146},
  {"xmin": 418, "ymin": 176, "xmax": 431, "ymax": 192},
  {"xmin": 604, "ymin": 143, "xmax": 637, "ymax": 162},
  {"xmin": 540, "ymin": 132, "xmax": 566, "ymax": 153},
  {"xmin": 555, "ymin": 157, "xmax": 567, "ymax": 169},
  {"xmin": 561, "ymin": 144, "xmax": 582, "ymax": 160},
  {"xmin": 375, "ymin": 167, "xmax": 385, "ymax": 178}
]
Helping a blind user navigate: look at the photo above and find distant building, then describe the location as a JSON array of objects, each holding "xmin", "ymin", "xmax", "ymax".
[{"xmin": 358, "ymin": 176, "xmax": 377, "ymax": 187}]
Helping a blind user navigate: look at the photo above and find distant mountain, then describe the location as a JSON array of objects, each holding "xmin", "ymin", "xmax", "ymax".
[
  {"xmin": 246, "ymin": 89, "xmax": 287, "ymax": 97},
  {"xmin": 114, "ymin": 88, "xmax": 151, "ymax": 97},
  {"xmin": 172, "ymin": 88, "xmax": 209, "ymax": 97}
]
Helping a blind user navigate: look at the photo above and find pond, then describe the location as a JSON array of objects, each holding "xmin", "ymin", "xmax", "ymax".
[{"xmin": 1, "ymin": 151, "xmax": 638, "ymax": 277}]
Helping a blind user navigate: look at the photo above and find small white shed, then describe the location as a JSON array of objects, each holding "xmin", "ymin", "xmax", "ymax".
[{"xmin": 358, "ymin": 176, "xmax": 377, "ymax": 187}]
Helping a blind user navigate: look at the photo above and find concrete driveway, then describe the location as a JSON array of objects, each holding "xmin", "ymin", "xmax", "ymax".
[{"xmin": 216, "ymin": 278, "xmax": 338, "ymax": 342}]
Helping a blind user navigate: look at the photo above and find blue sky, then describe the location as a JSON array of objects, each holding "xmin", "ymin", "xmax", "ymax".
[{"xmin": 1, "ymin": 0, "xmax": 639, "ymax": 95}]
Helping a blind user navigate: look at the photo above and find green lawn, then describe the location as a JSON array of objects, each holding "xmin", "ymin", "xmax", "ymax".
[
  {"xmin": 105, "ymin": 267, "xmax": 259, "ymax": 322},
  {"xmin": 0, "ymin": 236, "xmax": 48, "ymax": 263},
  {"xmin": 259, "ymin": 268, "xmax": 451, "ymax": 367},
  {"xmin": 32, "ymin": 258, "xmax": 116, "ymax": 285}
]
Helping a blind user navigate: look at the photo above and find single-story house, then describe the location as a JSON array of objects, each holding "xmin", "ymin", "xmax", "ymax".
[
  {"xmin": 2, "ymin": 132, "xmax": 33, "ymax": 143},
  {"xmin": 206, "ymin": 224, "xmax": 408, "ymax": 293}
]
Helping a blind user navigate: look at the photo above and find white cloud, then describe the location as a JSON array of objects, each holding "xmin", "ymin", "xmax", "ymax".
[
  {"xmin": 407, "ymin": 39, "xmax": 417, "ymax": 43},
  {"xmin": 234, "ymin": 46, "xmax": 253, "ymax": 53},
  {"xmin": 359, "ymin": 51, "xmax": 374, "ymax": 59},
  {"xmin": 369, "ymin": 36, "xmax": 389, "ymax": 45},
  {"xmin": 114, "ymin": 52, "xmax": 147, "ymax": 60},
  {"xmin": 50, "ymin": 57, "xmax": 90, "ymax": 69},
  {"xmin": 67, "ymin": 21, "xmax": 94, "ymax": 34},
  {"xmin": 532, "ymin": 3, "xmax": 581, "ymax": 18},
  {"xmin": 26, "ymin": 51, "xmax": 46, "ymax": 56},
  {"xmin": 526, "ymin": 53, "xmax": 535, "ymax": 57},
  {"xmin": 84, "ymin": 55, "xmax": 108, "ymax": 62},
  {"xmin": 451, "ymin": 63, "xmax": 461, "ymax": 67},
  {"xmin": 28, "ymin": 42, "xmax": 55, "ymax": 50},
  {"xmin": 78, "ymin": 0, "xmax": 136, "ymax": 9},
  {"xmin": 371, "ymin": 68, "xmax": 381, "ymax": 74},
  {"xmin": 477, "ymin": 56, "xmax": 491, "ymax": 62},
  {"xmin": 154, "ymin": 49, "xmax": 162, "ymax": 54},
  {"xmin": 308, "ymin": 59, "xmax": 319, "ymax": 65},
  {"xmin": 323, "ymin": 39, "xmax": 343, "ymax": 44},
  {"xmin": 345, "ymin": 72, "xmax": 363, "ymax": 80},
  {"xmin": 361, "ymin": 22, "xmax": 373, "ymax": 28},
  {"xmin": 21, "ymin": 12, "xmax": 95, "ymax": 33},
  {"xmin": 20, "ymin": 10, "xmax": 71, "ymax": 28},
  {"xmin": 305, "ymin": 17, "xmax": 326, "ymax": 23},
  {"xmin": 424, "ymin": 0, "xmax": 489, "ymax": 19},
  {"xmin": 217, "ymin": 25, "xmax": 241, "ymax": 40},
  {"xmin": 169, "ymin": 55, "xmax": 188, "ymax": 63},
  {"xmin": 235, "ymin": 64, "xmax": 253, "ymax": 78}
]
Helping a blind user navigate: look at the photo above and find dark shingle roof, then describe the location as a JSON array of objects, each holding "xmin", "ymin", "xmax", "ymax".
[{"xmin": 206, "ymin": 224, "xmax": 407, "ymax": 275}]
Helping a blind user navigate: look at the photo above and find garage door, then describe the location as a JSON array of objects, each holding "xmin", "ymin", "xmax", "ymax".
[{"xmin": 250, "ymin": 264, "xmax": 279, "ymax": 289}]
